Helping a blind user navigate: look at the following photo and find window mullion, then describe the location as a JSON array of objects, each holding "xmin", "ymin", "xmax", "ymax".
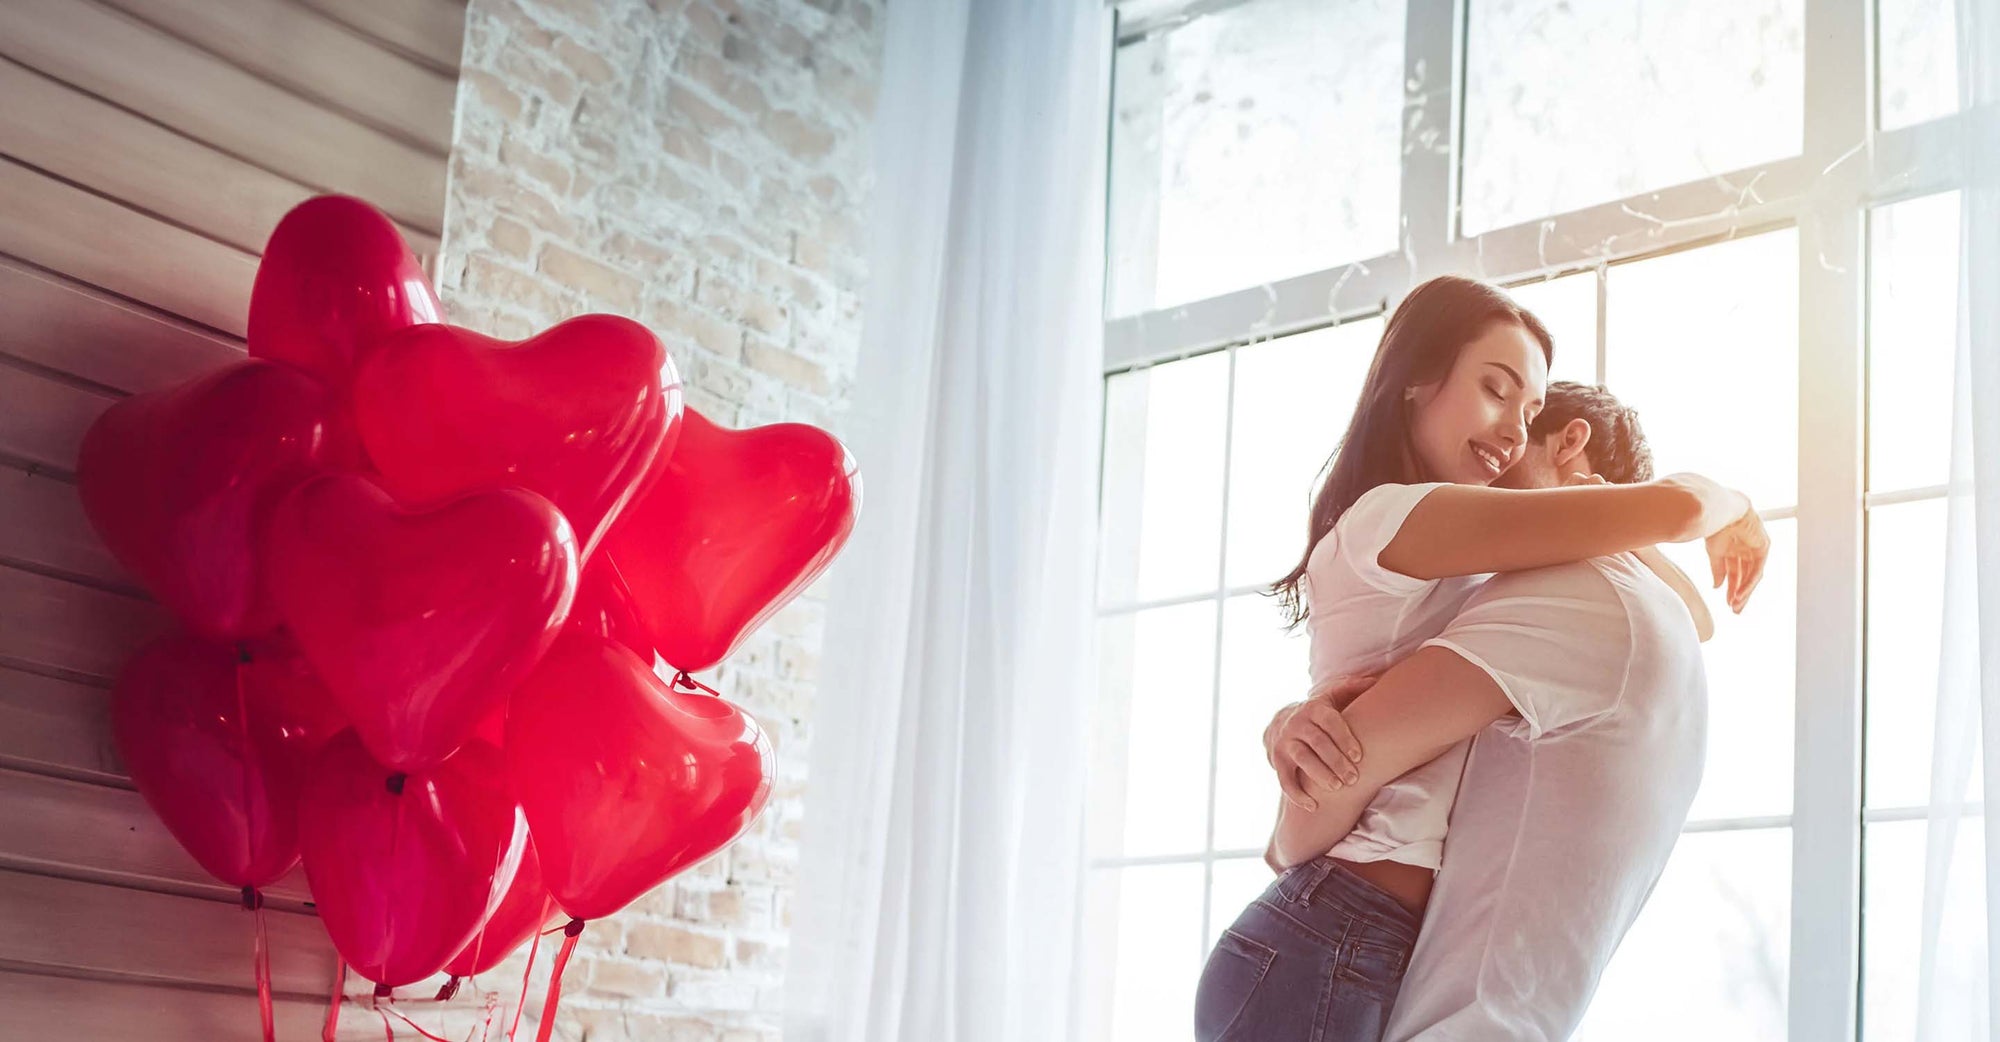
[
  {"xmin": 1792, "ymin": 2, "xmax": 1870, "ymax": 1040},
  {"xmin": 1398, "ymin": 0, "xmax": 1462, "ymax": 291}
]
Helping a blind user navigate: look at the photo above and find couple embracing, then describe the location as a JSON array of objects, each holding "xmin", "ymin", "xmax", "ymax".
[{"xmin": 1192, "ymin": 275, "xmax": 1771, "ymax": 1042}]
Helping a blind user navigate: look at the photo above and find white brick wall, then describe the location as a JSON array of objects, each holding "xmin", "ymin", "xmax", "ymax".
[{"xmin": 438, "ymin": 0, "xmax": 881, "ymax": 1037}]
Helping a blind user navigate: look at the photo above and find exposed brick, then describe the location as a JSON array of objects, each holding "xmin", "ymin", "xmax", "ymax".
[
  {"xmin": 445, "ymin": 0, "xmax": 881, "ymax": 1034},
  {"xmin": 489, "ymin": 216, "xmax": 533, "ymax": 258},
  {"xmin": 761, "ymin": 108, "xmax": 835, "ymax": 162},
  {"xmin": 461, "ymin": 69, "xmax": 525, "ymax": 122},
  {"xmin": 627, "ymin": 923, "xmax": 728, "ymax": 968},
  {"xmin": 499, "ymin": 132, "xmax": 574, "ymax": 194},
  {"xmin": 742, "ymin": 337, "xmax": 829, "ymax": 395},
  {"xmin": 465, "ymin": 254, "xmax": 564, "ymax": 319},
  {"xmin": 554, "ymin": 35, "xmax": 618, "ymax": 84},
  {"xmin": 538, "ymin": 243, "xmax": 644, "ymax": 314},
  {"xmin": 584, "ymin": 956, "xmax": 671, "ymax": 999}
]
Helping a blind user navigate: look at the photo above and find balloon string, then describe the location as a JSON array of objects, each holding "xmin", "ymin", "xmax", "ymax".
[
  {"xmin": 508, "ymin": 895, "xmax": 552, "ymax": 1042},
  {"xmin": 530, "ymin": 920, "xmax": 584, "ymax": 1042},
  {"xmin": 246, "ymin": 888, "xmax": 275, "ymax": 1042},
  {"xmin": 379, "ymin": 1003, "xmax": 454, "ymax": 1042},
  {"xmin": 479, "ymin": 988, "xmax": 500, "ymax": 1042},
  {"xmin": 323, "ymin": 956, "xmax": 347, "ymax": 1042},
  {"xmin": 671, "ymin": 671, "xmax": 722, "ymax": 697}
]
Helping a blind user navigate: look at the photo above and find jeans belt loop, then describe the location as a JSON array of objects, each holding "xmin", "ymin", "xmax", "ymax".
[{"xmin": 1289, "ymin": 856, "xmax": 1334, "ymax": 907}]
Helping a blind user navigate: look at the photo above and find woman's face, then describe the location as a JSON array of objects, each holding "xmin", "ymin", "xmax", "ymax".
[{"xmin": 1406, "ymin": 321, "xmax": 1548, "ymax": 486}]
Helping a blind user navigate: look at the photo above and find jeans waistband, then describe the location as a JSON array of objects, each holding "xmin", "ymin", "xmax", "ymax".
[{"xmin": 1271, "ymin": 857, "xmax": 1421, "ymax": 943}]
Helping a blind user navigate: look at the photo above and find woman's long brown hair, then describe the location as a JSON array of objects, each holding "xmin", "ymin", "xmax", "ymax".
[{"xmin": 1270, "ymin": 276, "xmax": 1553, "ymax": 626}]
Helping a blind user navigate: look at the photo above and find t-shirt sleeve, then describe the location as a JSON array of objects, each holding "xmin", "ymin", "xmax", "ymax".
[
  {"xmin": 1418, "ymin": 565, "xmax": 1633, "ymax": 739},
  {"xmin": 1328, "ymin": 481, "xmax": 1452, "ymax": 596}
]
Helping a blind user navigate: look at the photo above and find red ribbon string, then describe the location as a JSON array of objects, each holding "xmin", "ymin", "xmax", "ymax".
[
  {"xmin": 379, "ymin": 1002, "xmax": 454, "ymax": 1042},
  {"xmin": 235, "ymin": 650, "xmax": 276, "ymax": 1042},
  {"xmin": 509, "ymin": 896, "xmax": 553, "ymax": 1042},
  {"xmin": 246, "ymin": 888, "xmax": 274, "ymax": 1042},
  {"xmin": 671, "ymin": 671, "xmax": 723, "ymax": 697},
  {"xmin": 531, "ymin": 920, "xmax": 585, "ymax": 1042},
  {"xmin": 323, "ymin": 956, "xmax": 346, "ymax": 1042}
]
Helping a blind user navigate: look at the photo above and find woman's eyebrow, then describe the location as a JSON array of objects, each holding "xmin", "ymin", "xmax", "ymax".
[{"xmin": 1484, "ymin": 361, "xmax": 1526, "ymax": 389}]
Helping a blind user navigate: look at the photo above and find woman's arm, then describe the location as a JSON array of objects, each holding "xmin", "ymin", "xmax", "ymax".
[
  {"xmin": 1268, "ymin": 647, "xmax": 1516, "ymax": 870},
  {"xmin": 1376, "ymin": 473, "xmax": 1751, "ymax": 585}
]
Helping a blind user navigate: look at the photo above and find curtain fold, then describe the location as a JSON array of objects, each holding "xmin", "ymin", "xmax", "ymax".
[
  {"xmin": 1917, "ymin": 1, "xmax": 2000, "ymax": 1036},
  {"xmin": 782, "ymin": 2, "xmax": 1112, "ymax": 1040}
]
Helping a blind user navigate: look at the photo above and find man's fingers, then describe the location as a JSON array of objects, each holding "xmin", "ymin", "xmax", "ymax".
[
  {"xmin": 1276, "ymin": 762, "xmax": 1317, "ymax": 812},
  {"xmin": 1299, "ymin": 731, "xmax": 1356, "ymax": 787},
  {"xmin": 1308, "ymin": 702, "xmax": 1364, "ymax": 765},
  {"xmin": 1286, "ymin": 737, "xmax": 1346, "ymax": 792}
]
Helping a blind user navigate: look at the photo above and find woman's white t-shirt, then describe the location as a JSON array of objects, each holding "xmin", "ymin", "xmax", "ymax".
[{"xmin": 1302, "ymin": 481, "xmax": 1483, "ymax": 870}]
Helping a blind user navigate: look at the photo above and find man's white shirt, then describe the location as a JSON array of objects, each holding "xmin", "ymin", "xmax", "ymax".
[{"xmin": 1381, "ymin": 552, "xmax": 1709, "ymax": 1041}]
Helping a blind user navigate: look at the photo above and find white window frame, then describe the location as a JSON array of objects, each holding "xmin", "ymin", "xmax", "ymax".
[{"xmin": 1095, "ymin": 0, "xmax": 1995, "ymax": 1037}]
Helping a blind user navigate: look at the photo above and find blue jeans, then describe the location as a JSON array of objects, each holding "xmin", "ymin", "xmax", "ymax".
[{"xmin": 1194, "ymin": 857, "xmax": 1420, "ymax": 1042}]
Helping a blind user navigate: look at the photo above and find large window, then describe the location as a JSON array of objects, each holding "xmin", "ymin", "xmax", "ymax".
[{"xmin": 1087, "ymin": 1, "xmax": 1973, "ymax": 1039}]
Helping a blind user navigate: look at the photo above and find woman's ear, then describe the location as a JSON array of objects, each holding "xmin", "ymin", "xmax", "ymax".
[{"xmin": 1554, "ymin": 417, "xmax": 1594, "ymax": 470}]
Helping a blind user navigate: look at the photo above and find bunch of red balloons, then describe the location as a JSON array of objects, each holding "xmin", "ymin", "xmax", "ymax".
[{"xmin": 79, "ymin": 196, "xmax": 859, "ymax": 1025}]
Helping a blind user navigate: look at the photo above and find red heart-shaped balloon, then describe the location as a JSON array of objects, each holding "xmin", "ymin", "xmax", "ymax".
[
  {"xmin": 602, "ymin": 408, "xmax": 858, "ymax": 673},
  {"xmin": 300, "ymin": 732, "xmax": 526, "ymax": 988},
  {"xmin": 506, "ymin": 631, "xmax": 773, "ymax": 921},
  {"xmin": 352, "ymin": 315, "xmax": 681, "ymax": 561},
  {"xmin": 263, "ymin": 473, "xmax": 578, "ymax": 771},
  {"xmin": 111, "ymin": 633, "xmax": 344, "ymax": 889},
  {"xmin": 248, "ymin": 195, "xmax": 442, "ymax": 393},
  {"xmin": 78, "ymin": 360, "xmax": 333, "ymax": 640},
  {"xmin": 444, "ymin": 835, "xmax": 557, "ymax": 978}
]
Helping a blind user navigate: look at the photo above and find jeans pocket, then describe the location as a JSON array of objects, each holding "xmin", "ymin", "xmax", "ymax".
[
  {"xmin": 1194, "ymin": 928, "xmax": 1278, "ymax": 1041},
  {"xmin": 1334, "ymin": 936, "xmax": 1410, "ymax": 997}
]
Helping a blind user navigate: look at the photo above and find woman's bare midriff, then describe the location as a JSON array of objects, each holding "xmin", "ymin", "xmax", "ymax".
[{"xmin": 1334, "ymin": 856, "xmax": 1432, "ymax": 916}]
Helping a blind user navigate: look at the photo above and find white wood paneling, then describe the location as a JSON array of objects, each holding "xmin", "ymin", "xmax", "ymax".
[
  {"xmin": 99, "ymin": 0, "xmax": 457, "ymax": 153},
  {"xmin": 0, "ymin": 0, "xmax": 447, "ymax": 232}
]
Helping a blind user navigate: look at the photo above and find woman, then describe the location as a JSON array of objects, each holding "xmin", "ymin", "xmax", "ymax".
[{"xmin": 1190, "ymin": 275, "xmax": 1767, "ymax": 1042}]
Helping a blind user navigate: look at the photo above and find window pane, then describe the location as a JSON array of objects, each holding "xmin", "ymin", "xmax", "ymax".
[
  {"xmin": 1573, "ymin": 828, "xmax": 1792, "ymax": 1041},
  {"xmin": 1879, "ymin": 0, "xmax": 1960, "ymax": 131},
  {"xmin": 1107, "ymin": 0, "xmax": 1405, "ymax": 315},
  {"xmin": 1605, "ymin": 229, "xmax": 1800, "ymax": 509},
  {"xmin": 1208, "ymin": 856, "xmax": 1276, "ymax": 949},
  {"xmin": 1213, "ymin": 593, "xmax": 1311, "ymax": 852},
  {"xmin": 1868, "ymin": 192, "xmax": 1960, "ymax": 494},
  {"xmin": 1865, "ymin": 497, "xmax": 1984, "ymax": 809},
  {"xmin": 1862, "ymin": 817, "xmax": 1988, "ymax": 1041},
  {"xmin": 1462, "ymin": 0, "xmax": 1804, "ymax": 235},
  {"xmin": 1099, "ymin": 352, "xmax": 1229, "ymax": 605},
  {"xmin": 1093, "ymin": 603, "xmax": 1218, "ymax": 859},
  {"xmin": 1225, "ymin": 319, "xmax": 1382, "ymax": 588},
  {"xmin": 1091, "ymin": 863, "xmax": 1206, "ymax": 1042},
  {"xmin": 1659, "ymin": 520, "xmax": 1799, "ymax": 820},
  {"xmin": 1506, "ymin": 272, "xmax": 1600, "ymax": 386}
]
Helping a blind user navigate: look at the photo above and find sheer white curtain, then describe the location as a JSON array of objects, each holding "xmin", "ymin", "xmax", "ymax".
[
  {"xmin": 781, "ymin": 1, "xmax": 1112, "ymax": 1041},
  {"xmin": 1916, "ymin": 1, "xmax": 2000, "ymax": 1036}
]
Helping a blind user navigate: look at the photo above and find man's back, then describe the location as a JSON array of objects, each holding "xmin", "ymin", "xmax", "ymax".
[{"xmin": 1383, "ymin": 553, "xmax": 1708, "ymax": 1041}]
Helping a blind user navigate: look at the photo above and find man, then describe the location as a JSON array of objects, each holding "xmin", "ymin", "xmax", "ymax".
[{"xmin": 1261, "ymin": 382, "xmax": 1764, "ymax": 1039}]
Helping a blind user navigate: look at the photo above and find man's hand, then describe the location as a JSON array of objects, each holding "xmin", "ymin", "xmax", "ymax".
[{"xmin": 1264, "ymin": 675, "xmax": 1372, "ymax": 812}]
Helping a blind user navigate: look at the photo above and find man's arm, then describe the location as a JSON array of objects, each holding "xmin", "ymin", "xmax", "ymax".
[{"xmin": 1267, "ymin": 646, "xmax": 1515, "ymax": 870}]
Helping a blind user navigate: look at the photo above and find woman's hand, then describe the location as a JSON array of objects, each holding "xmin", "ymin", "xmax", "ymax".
[
  {"xmin": 1265, "ymin": 675, "xmax": 1372, "ymax": 811},
  {"xmin": 1704, "ymin": 507, "xmax": 1770, "ymax": 613}
]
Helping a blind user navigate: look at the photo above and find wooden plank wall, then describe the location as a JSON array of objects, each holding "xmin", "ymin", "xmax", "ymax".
[{"xmin": 0, "ymin": 1, "xmax": 506, "ymax": 1036}]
